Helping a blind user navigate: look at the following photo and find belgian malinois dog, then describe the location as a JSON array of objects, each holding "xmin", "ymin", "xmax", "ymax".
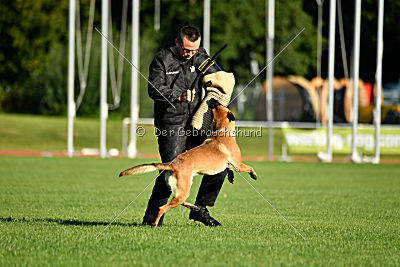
[{"xmin": 119, "ymin": 99, "xmax": 257, "ymax": 226}]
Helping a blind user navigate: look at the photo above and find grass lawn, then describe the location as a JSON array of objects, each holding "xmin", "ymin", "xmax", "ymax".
[
  {"xmin": 0, "ymin": 113, "xmax": 282, "ymax": 157},
  {"xmin": 0, "ymin": 113, "xmax": 157, "ymax": 154},
  {"xmin": 1, "ymin": 156, "xmax": 399, "ymax": 265},
  {"xmin": 2, "ymin": 113, "xmax": 400, "ymax": 161}
]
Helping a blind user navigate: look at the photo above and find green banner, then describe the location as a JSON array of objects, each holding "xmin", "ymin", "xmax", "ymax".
[{"xmin": 282, "ymin": 126, "xmax": 400, "ymax": 154}]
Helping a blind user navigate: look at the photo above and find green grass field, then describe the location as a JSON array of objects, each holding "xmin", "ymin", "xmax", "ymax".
[
  {"xmin": 0, "ymin": 113, "xmax": 280, "ymax": 157},
  {"xmin": 1, "ymin": 155, "xmax": 399, "ymax": 265},
  {"xmin": 3, "ymin": 113, "xmax": 400, "ymax": 161}
]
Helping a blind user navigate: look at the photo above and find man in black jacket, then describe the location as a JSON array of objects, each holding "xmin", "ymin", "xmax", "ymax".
[{"xmin": 143, "ymin": 26, "xmax": 227, "ymax": 227}]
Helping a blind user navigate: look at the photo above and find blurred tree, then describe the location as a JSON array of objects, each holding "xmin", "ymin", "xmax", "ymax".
[
  {"xmin": 1, "ymin": 0, "xmax": 399, "ymax": 117},
  {"xmin": 211, "ymin": 0, "xmax": 317, "ymax": 85},
  {"xmin": 303, "ymin": 0, "xmax": 400, "ymax": 83},
  {"xmin": 0, "ymin": 0, "xmax": 69, "ymax": 86}
]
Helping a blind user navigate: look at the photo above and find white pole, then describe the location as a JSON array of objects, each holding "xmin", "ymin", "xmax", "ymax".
[
  {"xmin": 127, "ymin": 0, "xmax": 140, "ymax": 158},
  {"xmin": 326, "ymin": 0, "xmax": 336, "ymax": 162},
  {"xmin": 316, "ymin": 0, "xmax": 324, "ymax": 125},
  {"xmin": 203, "ymin": 0, "xmax": 210, "ymax": 53},
  {"xmin": 266, "ymin": 0, "xmax": 275, "ymax": 161},
  {"xmin": 351, "ymin": 0, "xmax": 362, "ymax": 163},
  {"xmin": 100, "ymin": 0, "xmax": 108, "ymax": 158},
  {"xmin": 67, "ymin": 0, "xmax": 76, "ymax": 158},
  {"xmin": 154, "ymin": 0, "xmax": 160, "ymax": 32},
  {"xmin": 373, "ymin": 0, "xmax": 384, "ymax": 164}
]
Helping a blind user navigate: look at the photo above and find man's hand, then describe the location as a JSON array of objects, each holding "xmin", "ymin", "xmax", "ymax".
[{"xmin": 177, "ymin": 89, "xmax": 196, "ymax": 102}]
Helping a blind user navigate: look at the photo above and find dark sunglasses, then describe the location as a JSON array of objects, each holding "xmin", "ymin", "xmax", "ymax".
[{"xmin": 180, "ymin": 45, "xmax": 199, "ymax": 53}]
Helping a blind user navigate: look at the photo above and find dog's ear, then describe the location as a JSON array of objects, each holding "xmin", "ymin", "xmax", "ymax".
[
  {"xmin": 211, "ymin": 121, "xmax": 217, "ymax": 131},
  {"xmin": 227, "ymin": 111, "xmax": 236, "ymax": 122}
]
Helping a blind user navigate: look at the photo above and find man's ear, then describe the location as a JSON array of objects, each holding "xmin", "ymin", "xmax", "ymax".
[{"xmin": 227, "ymin": 111, "xmax": 236, "ymax": 122}]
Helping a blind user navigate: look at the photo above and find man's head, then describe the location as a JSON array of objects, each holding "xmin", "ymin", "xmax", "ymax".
[{"xmin": 176, "ymin": 26, "xmax": 201, "ymax": 60}]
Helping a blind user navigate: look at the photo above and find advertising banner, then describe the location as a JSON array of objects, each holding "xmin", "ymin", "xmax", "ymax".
[{"xmin": 282, "ymin": 126, "xmax": 400, "ymax": 154}]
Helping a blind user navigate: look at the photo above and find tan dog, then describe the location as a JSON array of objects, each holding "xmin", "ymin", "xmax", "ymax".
[{"xmin": 119, "ymin": 99, "xmax": 257, "ymax": 226}]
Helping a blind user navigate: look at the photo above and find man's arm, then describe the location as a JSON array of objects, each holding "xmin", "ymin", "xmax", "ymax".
[{"xmin": 148, "ymin": 55, "xmax": 186, "ymax": 103}]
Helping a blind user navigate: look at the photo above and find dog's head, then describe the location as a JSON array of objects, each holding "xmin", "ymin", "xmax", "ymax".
[{"xmin": 209, "ymin": 99, "xmax": 235, "ymax": 132}]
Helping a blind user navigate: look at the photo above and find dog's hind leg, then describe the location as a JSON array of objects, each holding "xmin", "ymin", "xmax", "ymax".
[
  {"xmin": 181, "ymin": 202, "xmax": 200, "ymax": 211},
  {"xmin": 237, "ymin": 163, "xmax": 258, "ymax": 180},
  {"xmin": 153, "ymin": 173, "xmax": 191, "ymax": 226},
  {"xmin": 153, "ymin": 197, "xmax": 185, "ymax": 226}
]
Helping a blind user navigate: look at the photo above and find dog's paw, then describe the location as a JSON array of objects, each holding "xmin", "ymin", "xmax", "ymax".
[
  {"xmin": 249, "ymin": 171, "xmax": 257, "ymax": 180},
  {"xmin": 228, "ymin": 169, "xmax": 234, "ymax": 184}
]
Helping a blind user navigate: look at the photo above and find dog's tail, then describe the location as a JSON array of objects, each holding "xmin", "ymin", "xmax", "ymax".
[{"xmin": 119, "ymin": 163, "xmax": 173, "ymax": 177}]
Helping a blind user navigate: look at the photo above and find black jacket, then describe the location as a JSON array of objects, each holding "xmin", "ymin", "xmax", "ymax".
[{"xmin": 148, "ymin": 45, "xmax": 208, "ymax": 128}]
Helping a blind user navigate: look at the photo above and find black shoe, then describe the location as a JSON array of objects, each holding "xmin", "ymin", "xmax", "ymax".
[
  {"xmin": 142, "ymin": 207, "xmax": 165, "ymax": 227},
  {"xmin": 142, "ymin": 216, "xmax": 164, "ymax": 227},
  {"xmin": 189, "ymin": 206, "xmax": 222, "ymax": 227},
  {"xmin": 141, "ymin": 221, "xmax": 154, "ymax": 227}
]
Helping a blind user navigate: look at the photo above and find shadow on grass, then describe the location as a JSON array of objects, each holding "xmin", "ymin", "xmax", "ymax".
[{"xmin": 0, "ymin": 216, "xmax": 139, "ymax": 227}]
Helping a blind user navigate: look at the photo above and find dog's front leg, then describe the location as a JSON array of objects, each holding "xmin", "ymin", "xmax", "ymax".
[{"xmin": 237, "ymin": 163, "xmax": 258, "ymax": 180}]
